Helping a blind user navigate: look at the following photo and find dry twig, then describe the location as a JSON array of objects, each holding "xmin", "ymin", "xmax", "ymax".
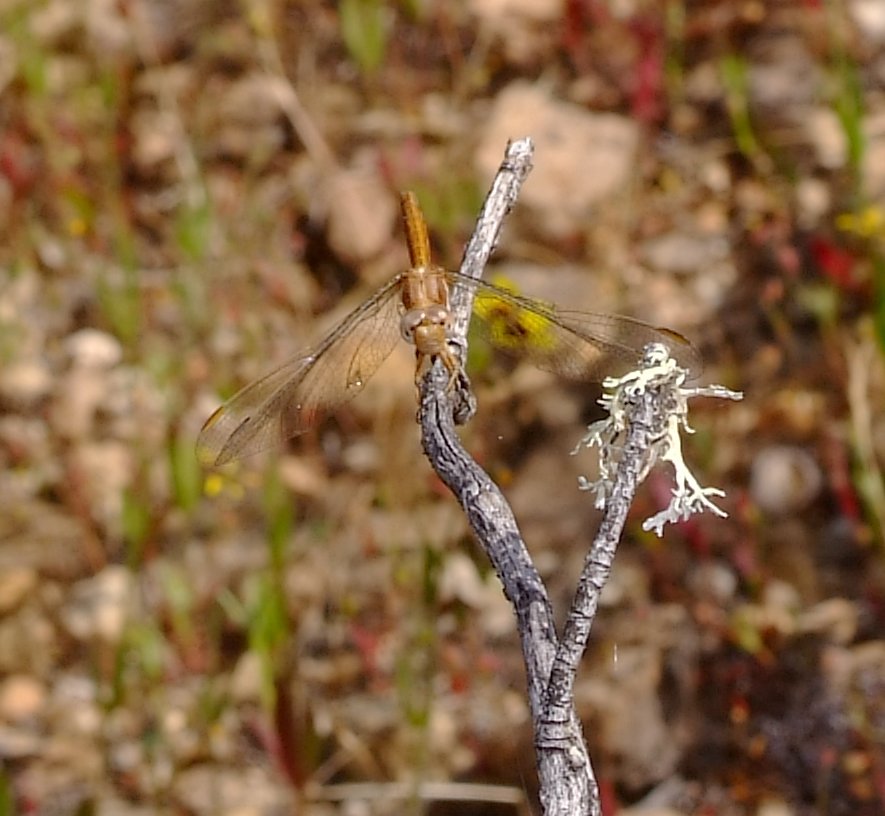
[{"xmin": 418, "ymin": 137, "xmax": 598, "ymax": 814}]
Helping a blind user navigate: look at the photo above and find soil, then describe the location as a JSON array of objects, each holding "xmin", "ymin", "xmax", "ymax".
[{"xmin": 0, "ymin": 1, "xmax": 883, "ymax": 814}]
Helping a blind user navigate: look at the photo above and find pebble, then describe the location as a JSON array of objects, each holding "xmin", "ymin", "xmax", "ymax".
[
  {"xmin": 0, "ymin": 360, "xmax": 53, "ymax": 407},
  {"xmin": 797, "ymin": 598, "xmax": 858, "ymax": 644},
  {"xmin": 62, "ymin": 566, "xmax": 134, "ymax": 643},
  {"xmin": 600, "ymin": 560, "xmax": 650, "ymax": 608},
  {"xmin": 172, "ymin": 765, "xmax": 294, "ymax": 814},
  {"xmin": 747, "ymin": 34, "xmax": 820, "ymax": 116},
  {"xmin": 0, "ymin": 675, "xmax": 46, "ymax": 721},
  {"xmin": 64, "ymin": 328, "xmax": 123, "ymax": 369},
  {"xmin": 131, "ymin": 109, "xmax": 180, "ymax": 170},
  {"xmin": 687, "ymin": 561, "xmax": 738, "ymax": 605},
  {"xmin": 228, "ymin": 652, "xmax": 263, "ymax": 704},
  {"xmin": 807, "ymin": 107, "xmax": 847, "ymax": 169},
  {"xmin": 0, "ymin": 568, "xmax": 38, "ymax": 615},
  {"xmin": 850, "ymin": 0, "xmax": 885, "ymax": 44},
  {"xmin": 795, "ymin": 177, "xmax": 832, "ymax": 228},
  {"xmin": 69, "ymin": 441, "xmax": 133, "ymax": 533},
  {"xmin": 749, "ymin": 445, "xmax": 822, "ymax": 515},
  {"xmin": 641, "ymin": 231, "xmax": 731, "ymax": 276},
  {"xmin": 756, "ymin": 799, "xmax": 796, "ymax": 816},
  {"xmin": 0, "ymin": 725, "xmax": 42, "ymax": 758},
  {"xmin": 620, "ymin": 809, "xmax": 687, "ymax": 816},
  {"xmin": 476, "ymin": 82, "xmax": 639, "ymax": 236},
  {"xmin": 862, "ymin": 111, "xmax": 885, "ymax": 199},
  {"xmin": 468, "ymin": 0, "xmax": 563, "ymax": 63},
  {"xmin": 324, "ymin": 162, "xmax": 397, "ymax": 263}
]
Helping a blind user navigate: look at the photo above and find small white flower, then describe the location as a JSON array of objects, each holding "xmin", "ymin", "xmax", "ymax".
[{"xmin": 573, "ymin": 343, "xmax": 742, "ymax": 536}]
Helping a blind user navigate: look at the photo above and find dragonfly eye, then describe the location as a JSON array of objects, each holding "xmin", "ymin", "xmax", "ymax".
[
  {"xmin": 400, "ymin": 309, "xmax": 425, "ymax": 342},
  {"xmin": 400, "ymin": 304, "xmax": 452, "ymax": 343}
]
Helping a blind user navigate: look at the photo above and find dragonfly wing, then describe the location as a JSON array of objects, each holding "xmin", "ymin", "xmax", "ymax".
[
  {"xmin": 542, "ymin": 310, "xmax": 701, "ymax": 378},
  {"xmin": 198, "ymin": 276, "xmax": 404, "ymax": 466},
  {"xmin": 454, "ymin": 272, "xmax": 700, "ymax": 380},
  {"xmin": 197, "ymin": 355, "xmax": 318, "ymax": 466}
]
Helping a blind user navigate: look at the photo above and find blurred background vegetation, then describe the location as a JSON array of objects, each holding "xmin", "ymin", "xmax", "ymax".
[{"xmin": 0, "ymin": 0, "xmax": 884, "ymax": 814}]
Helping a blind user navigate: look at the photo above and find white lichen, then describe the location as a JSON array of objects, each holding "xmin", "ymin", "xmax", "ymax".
[{"xmin": 573, "ymin": 343, "xmax": 743, "ymax": 536}]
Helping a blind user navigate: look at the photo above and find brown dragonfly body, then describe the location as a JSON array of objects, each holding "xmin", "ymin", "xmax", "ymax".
[
  {"xmin": 197, "ymin": 192, "xmax": 697, "ymax": 466},
  {"xmin": 396, "ymin": 191, "xmax": 459, "ymax": 383}
]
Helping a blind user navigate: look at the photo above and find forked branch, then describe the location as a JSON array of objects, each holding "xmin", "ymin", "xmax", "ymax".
[
  {"xmin": 418, "ymin": 138, "xmax": 600, "ymax": 815},
  {"xmin": 417, "ymin": 138, "xmax": 739, "ymax": 816}
]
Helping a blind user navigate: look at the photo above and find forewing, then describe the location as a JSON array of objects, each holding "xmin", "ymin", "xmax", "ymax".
[
  {"xmin": 197, "ymin": 276, "xmax": 404, "ymax": 466},
  {"xmin": 457, "ymin": 273, "xmax": 700, "ymax": 380}
]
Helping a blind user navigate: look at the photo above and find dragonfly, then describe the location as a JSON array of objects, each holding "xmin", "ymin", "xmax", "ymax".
[{"xmin": 197, "ymin": 191, "xmax": 698, "ymax": 466}]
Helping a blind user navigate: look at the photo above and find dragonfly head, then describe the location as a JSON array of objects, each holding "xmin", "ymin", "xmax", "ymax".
[{"xmin": 400, "ymin": 304, "xmax": 452, "ymax": 356}]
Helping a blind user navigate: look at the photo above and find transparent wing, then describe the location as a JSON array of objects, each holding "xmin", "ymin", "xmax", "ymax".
[
  {"xmin": 198, "ymin": 275, "xmax": 405, "ymax": 466},
  {"xmin": 452, "ymin": 271, "xmax": 701, "ymax": 380}
]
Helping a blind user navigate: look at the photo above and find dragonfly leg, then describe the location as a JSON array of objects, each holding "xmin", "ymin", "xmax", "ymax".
[
  {"xmin": 439, "ymin": 347, "xmax": 461, "ymax": 392},
  {"xmin": 413, "ymin": 347, "xmax": 462, "ymax": 393}
]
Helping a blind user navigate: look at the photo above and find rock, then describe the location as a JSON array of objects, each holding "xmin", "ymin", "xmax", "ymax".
[
  {"xmin": 439, "ymin": 552, "xmax": 485, "ymax": 608},
  {"xmin": 862, "ymin": 111, "xmax": 885, "ymax": 200},
  {"xmin": 171, "ymin": 765, "xmax": 294, "ymax": 814},
  {"xmin": 0, "ymin": 33, "xmax": 15, "ymax": 97},
  {"xmin": 324, "ymin": 161, "xmax": 397, "ymax": 264},
  {"xmin": 807, "ymin": 107, "xmax": 847, "ymax": 169},
  {"xmin": 51, "ymin": 674, "xmax": 102, "ymax": 737},
  {"xmin": 0, "ymin": 725, "xmax": 42, "ymax": 758},
  {"xmin": 797, "ymin": 599, "xmax": 858, "ymax": 644},
  {"xmin": 578, "ymin": 644, "xmax": 681, "ymax": 790},
  {"xmin": 36, "ymin": 234, "xmax": 67, "ymax": 269},
  {"xmin": 747, "ymin": 34, "xmax": 821, "ymax": 121},
  {"xmin": 219, "ymin": 73, "xmax": 291, "ymax": 129},
  {"xmin": 229, "ymin": 652, "xmax": 264, "ymax": 704},
  {"xmin": 468, "ymin": 0, "xmax": 561, "ymax": 25},
  {"xmin": 749, "ymin": 445, "xmax": 822, "ymax": 516},
  {"xmin": 850, "ymin": 0, "xmax": 885, "ymax": 44},
  {"xmin": 95, "ymin": 796, "xmax": 158, "ymax": 816},
  {"xmin": 0, "ymin": 360, "xmax": 53, "ymax": 408},
  {"xmin": 0, "ymin": 500, "xmax": 91, "ymax": 581},
  {"xmin": 756, "ymin": 799, "xmax": 797, "ymax": 816},
  {"xmin": 69, "ymin": 441, "xmax": 134, "ymax": 534},
  {"xmin": 687, "ymin": 561, "xmax": 738, "ymax": 606},
  {"xmin": 131, "ymin": 109, "xmax": 181, "ymax": 172},
  {"xmin": 621, "ymin": 809, "xmax": 688, "ymax": 816},
  {"xmin": 29, "ymin": 0, "xmax": 79, "ymax": 45},
  {"xmin": 0, "ymin": 675, "xmax": 46, "ymax": 721},
  {"xmin": 468, "ymin": 0, "xmax": 562, "ymax": 63},
  {"xmin": 85, "ymin": 0, "xmax": 132, "ymax": 55},
  {"xmin": 795, "ymin": 177, "xmax": 832, "ymax": 228},
  {"xmin": 207, "ymin": 73, "xmax": 292, "ymax": 165},
  {"xmin": 65, "ymin": 329, "xmax": 123, "ymax": 369},
  {"xmin": 62, "ymin": 566, "xmax": 134, "ymax": 643},
  {"xmin": 600, "ymin": 559, "xmax": 650, "ymax": 608},
  {"xmin": 50, "ymin": 368, "xmax": 111, "ymax": 440},
  {"xmin": 0, "ymin": 604, "xmax": 59, "ymax": 676},
  {"xmin": 475, "ymin": 83, "xmax": 639, "ymax": 236},
  {"xmin": 0, "ymin": 568, "xmax": 38, "ymax": 615},
  {"xmin": 641, "ymin": 231, "xmax": 731, "ymax": 276},
  {"xmin": 277, "ymin": 456, "xmax": 329, "ymax": 498}
]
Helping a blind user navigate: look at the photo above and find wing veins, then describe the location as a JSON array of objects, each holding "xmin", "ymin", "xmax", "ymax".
[
  {"xmin": 447, "ymin": 270, "xmax": 698, "ymax": 378},
  {"xmin": 199, "ymin": 274, "xmax": 404, "ymax": 465}
]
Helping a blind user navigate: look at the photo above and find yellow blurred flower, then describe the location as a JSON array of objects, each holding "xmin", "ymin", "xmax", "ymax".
[
  {"xmin": 835, "ymin": 205, "xmax": 885, "ymax": 239},
  {"xmin": 203, "ymin": 471, "xmax": 245, "ymax": 500}
]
